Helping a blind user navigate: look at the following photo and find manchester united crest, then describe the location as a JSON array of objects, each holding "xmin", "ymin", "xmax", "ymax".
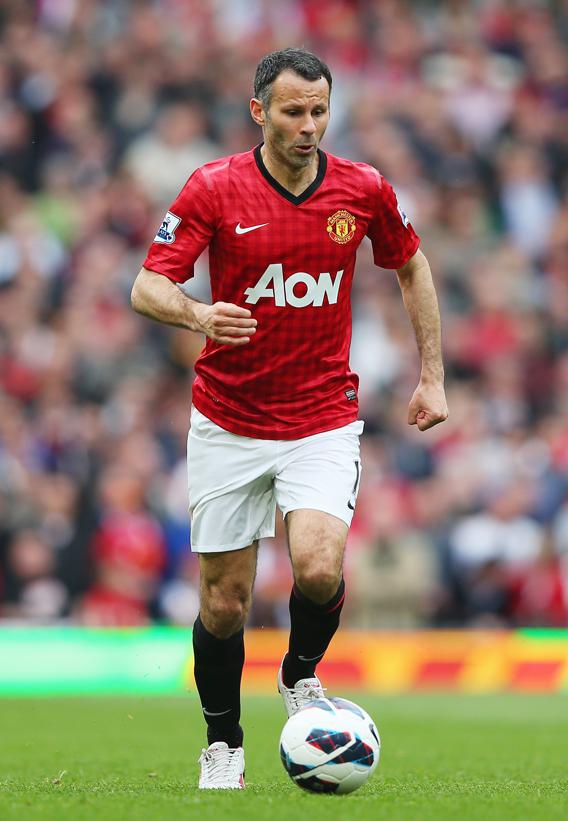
[{"xmin": 327, "ymin": 210, "xmax": 356, "ymax": 244}]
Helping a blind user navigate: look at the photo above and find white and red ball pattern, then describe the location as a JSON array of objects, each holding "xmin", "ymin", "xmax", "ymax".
[{"xmin": 279, "ymin": 697, "xmax": 380, "ymax": 795}]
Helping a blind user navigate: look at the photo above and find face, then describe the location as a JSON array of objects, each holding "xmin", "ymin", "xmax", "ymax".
[{"xmin": 251, "ymin": 70, "xmax": 330, "ymax": 170}]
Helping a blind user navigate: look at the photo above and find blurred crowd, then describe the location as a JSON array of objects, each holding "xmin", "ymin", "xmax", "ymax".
[{"xmin": 1, "ymin": 0, "xmax": 568, "ymax": 629}]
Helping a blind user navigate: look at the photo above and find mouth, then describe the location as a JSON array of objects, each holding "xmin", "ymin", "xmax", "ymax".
[{"xmin": 293, "ymin": 144, "xmax": 316, "ymax": 155}]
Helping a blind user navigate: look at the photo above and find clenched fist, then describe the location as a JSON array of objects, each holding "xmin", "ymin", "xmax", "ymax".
[{"xmin": 407, "ymin": 380, "xmax": 448, "ymax": 432}]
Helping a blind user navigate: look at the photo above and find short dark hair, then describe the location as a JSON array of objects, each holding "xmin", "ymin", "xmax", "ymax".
[{"xmin": 254, "ymin": 48, "xmax": 332, "ymax": 107}]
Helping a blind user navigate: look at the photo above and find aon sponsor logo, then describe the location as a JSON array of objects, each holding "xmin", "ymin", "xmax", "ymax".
[{"xmin": 244, "ymin": 264, "xmax": 344, "ymax": 307}]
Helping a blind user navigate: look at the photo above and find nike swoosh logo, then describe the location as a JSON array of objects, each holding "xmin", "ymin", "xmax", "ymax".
[
  {"xmin": 347, "ymin": 459, "xmax": 360, "ymax": 511},
  {"xmin": 202, "ymin": 708, "xmax": 232, "ymax": 717},
  {"xmin": 298, "ymin": 653, "xmax": 325, "ymax": 662},
  {"xmin": 235, "ymin": 222, "xmax": 269, "ymax": 235}
]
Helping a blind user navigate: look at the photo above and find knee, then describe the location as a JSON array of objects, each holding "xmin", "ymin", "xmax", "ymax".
[
  {"xmin": 294, "ymin": 564, "xmax": 342, "ymax": 605},
  {"xmin": 201, "ymin": 581, "xmax": 252, "ymax": 638}
]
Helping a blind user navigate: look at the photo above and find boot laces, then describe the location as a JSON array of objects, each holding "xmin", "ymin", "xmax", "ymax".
[
  {"xmin": 199, "ymin": 746, "xmax": 242, "ymax": 785},
  {"xmin": 288, "ymin": 682, "xmax": 326, "ymax": 711}
]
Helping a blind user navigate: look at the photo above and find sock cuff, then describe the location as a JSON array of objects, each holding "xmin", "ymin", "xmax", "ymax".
[
  {"xmin": 193, "ymin": 614, "xmax": 244, "ymax": 650},
  {"xmin": 208, "ymin": 724, "xmax": 244, "ymax": 749},
  {"xmin": 292, "ymin": 578, "xmax": 345, "ymax": 614}
]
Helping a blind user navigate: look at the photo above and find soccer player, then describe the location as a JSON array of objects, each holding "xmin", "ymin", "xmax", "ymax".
[{"xmin": 132, "ymin": 48, "xmax": 448, "ymax": 789}]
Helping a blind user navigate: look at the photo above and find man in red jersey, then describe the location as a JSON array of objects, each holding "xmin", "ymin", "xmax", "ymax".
[{"xmin": 132, "ymin": 48, "xmax": 448, "ymax": 789}]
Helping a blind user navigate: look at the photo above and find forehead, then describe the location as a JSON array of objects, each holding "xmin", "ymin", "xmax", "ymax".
[{"xmin": 269, "ymin": 70, "xmax": 330, "ymax": 106}]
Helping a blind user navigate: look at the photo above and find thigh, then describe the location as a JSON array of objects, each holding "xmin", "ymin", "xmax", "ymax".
[
  {"xmin": 188, "ymin": 407, "xmax": 277, "ymax": 552},
  {"xmin": 286, "ymin": 508, "xmax": 348, "ymax": 583},
  {"xmin": 199, "ymin": 542, "xmax": 259, "ymax": 599},
  {"xmin": 274, "ymin": 420, "xmax": 363, "ymax": 528}
]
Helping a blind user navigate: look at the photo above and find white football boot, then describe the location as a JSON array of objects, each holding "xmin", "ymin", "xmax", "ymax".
[
  {"xmin": 198, "ymin": 742, "xmax": 245, "ymax": 789},
  {"xmin": 277, "ymin": 659, "xmax": 326, "ymax": 717}
]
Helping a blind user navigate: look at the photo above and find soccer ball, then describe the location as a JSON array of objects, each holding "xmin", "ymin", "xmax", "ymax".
[{"xmin": 279, "ymin": 697, "xmax": 380, "ymax": 794}]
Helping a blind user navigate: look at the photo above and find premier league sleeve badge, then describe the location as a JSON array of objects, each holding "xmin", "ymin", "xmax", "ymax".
[{"xmin": 154, "ymin": 211, "xmax": 182, "ymax": 244}]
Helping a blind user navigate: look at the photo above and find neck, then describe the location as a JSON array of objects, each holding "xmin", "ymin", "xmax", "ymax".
[{"xmin": 260, "ymin": 143, "xmax": 319, "ymax": 196}]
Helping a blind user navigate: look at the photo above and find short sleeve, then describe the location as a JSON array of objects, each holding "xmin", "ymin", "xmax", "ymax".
[
  {"xmin": 142, "ymin": 168, "xmax": 218, "ymax": 283},
  {"xmin": 366, "ymin": 175, "xmax": 420, "ymax": 270}
]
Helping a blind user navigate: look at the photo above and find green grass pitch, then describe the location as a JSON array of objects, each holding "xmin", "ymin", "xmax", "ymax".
[{"xmin": 0, "ymin": 693, "xmax": 566, "ymax": 820}]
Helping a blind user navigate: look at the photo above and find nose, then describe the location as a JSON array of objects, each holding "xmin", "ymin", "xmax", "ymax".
[{"xmin": 300, "ymin": 116, "xmax": 317, "ymax": 135}]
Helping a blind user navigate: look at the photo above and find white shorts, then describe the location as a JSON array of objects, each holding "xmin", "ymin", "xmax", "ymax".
[{"xmin": 187, "ymin": 407, "xmax": 363, "ymax": 553}]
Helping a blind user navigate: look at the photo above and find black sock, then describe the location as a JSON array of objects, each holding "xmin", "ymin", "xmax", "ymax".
[
  {"xmin": 192, "ymin": 614, "xmax": 244, "ymax": 748},
  {"xmin": 282, "ymin": 579, "xmax": 345, "ymax": 687}
]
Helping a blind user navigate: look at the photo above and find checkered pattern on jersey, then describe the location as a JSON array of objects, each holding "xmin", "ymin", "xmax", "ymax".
[{"xmin": 143, "ymin": 148, "xmax": 420, "ymax": 439}]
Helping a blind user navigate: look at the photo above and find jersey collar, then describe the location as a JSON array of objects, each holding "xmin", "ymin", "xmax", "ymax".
[{"xmin": 253, "ymin": 143, "xmax": 327, "ymax": 206}]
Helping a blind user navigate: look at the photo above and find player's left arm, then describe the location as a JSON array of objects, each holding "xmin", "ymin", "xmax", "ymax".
[{"xmin": 396, "ymin": 249, "xmax": 448, "ymax": 432}]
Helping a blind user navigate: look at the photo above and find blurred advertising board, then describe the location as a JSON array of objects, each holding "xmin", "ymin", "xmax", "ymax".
[{"xmin": 0, "ymin": 628, "xmax": 566, "ymax": 696}]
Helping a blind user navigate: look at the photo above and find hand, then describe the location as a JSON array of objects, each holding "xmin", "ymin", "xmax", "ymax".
[
  {"xmin": 407, "ymin": 380, "xmax": 448, "ymax": 432},
  {"xmin": 193, "ymin": 302, "xmax": 257, "ymax": 346}
]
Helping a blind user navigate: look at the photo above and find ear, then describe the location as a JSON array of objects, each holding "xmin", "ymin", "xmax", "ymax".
[{"xmin": 250, "ymin": 98, "xmax": 265, "ymax": 127}]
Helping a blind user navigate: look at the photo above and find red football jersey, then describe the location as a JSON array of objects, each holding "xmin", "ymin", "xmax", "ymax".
[{"xmin": 143, "ymin": 145, "xmax": 419, "ymax": 439}]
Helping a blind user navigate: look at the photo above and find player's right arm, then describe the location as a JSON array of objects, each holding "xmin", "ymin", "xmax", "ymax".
[
  {"xmin": 133, "ymin": 166, "xmax": 256, "ymax": 346},
  {"xmin": 131, "ymin": 267, "xmax": 256, "ymax": 346}
]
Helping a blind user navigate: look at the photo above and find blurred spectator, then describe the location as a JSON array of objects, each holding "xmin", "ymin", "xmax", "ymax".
[
  {"xmin": 508, "ymin": 532, "xmax": 568, "ymax": 627},
  {"xmin": 498, "ymin": 142, "xmax": 558, "ymax": 258},
  {"xmin": 0, "ymin": 0, "xmax": 567, "ymax": 627},
  {"xmin": 158, "ymin": 553, "xmax": 200, "ymax": 626},
  {"xmin": 124, "ymin": 104, "xmax": 218, "ymax": 205},
  {"xmin": 348, "ymin": 481, "xmax": 441, "ymax": 628},
  {"xmin": 447, "ymin": 479, "xmax": 545, "ymax": 625},
  {"xmin": 75, "ymin": 466, "xmax": 166, "ymax": 626},
  {"xmin": 1, "ymin": 530, "xmax": 68, "ymax": 623}
]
